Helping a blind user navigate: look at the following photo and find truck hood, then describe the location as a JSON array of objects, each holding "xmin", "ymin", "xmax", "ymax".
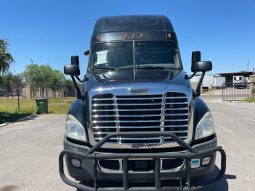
[
  {"xmin": 87, "ymin": 70, "xmax": 191, "ymax": 87},
  {"xmin": 85, "ymin": 70, "xmax": 192, "ymax": 96},
  {"xmin": 91, "ymin": 69, "xmax": 183, "ymax": 82}
]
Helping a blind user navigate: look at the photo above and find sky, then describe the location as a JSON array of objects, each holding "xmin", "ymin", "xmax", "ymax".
[{"xmin": 1, "ymin": 0, "xmax": 255, "ymax": 76}]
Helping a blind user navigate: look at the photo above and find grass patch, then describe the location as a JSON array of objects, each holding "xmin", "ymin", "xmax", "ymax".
[
  {"xmin": 48, "ymin": 97, "xmax": 74, "ymax": 114},
  {"xmin": 0, "ymin": 97, "xmax": 75, "ymax": 123},
  {"xmin": 244, "ymin": 97, "xmax": 255, "ymax": 102},
  {"xmin": 0, "ymin": 99, "xmax": 37, "ymax": 114}
]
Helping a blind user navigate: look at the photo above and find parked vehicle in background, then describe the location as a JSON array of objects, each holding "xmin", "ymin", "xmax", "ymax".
[
  {"xmin": 212, "ymin": 75, "xmax": 225, "ymax": 89},
  {"xmin": 233, "ymin": 75, "xmax": 248, "ymax": 88},
  {"xmin": 59, "ymin": 15, "xmax": 226, "ymax": 191}
]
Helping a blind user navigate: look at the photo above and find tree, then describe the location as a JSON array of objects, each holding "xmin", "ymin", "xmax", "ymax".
[
  {"xmin": 0, "ymin": 39, "xmax": 15, "ymax": 75},
  {"xmin": 23, "ymin": 64, "xmax": 66, "ymax": 97},
  {"xmin": 10, "ymin": 74, "xmax": 25, "ymax": 111},
  {"xmin": 0, "ymin": 73, "xmax": 24, "ymax": 111},
  {"xmin": 23, "ymin": 64, "xmax": 53, "ymax": 97},
  {"xmin": 0, "ymin": 73, "xmax": 13, "ymax": 97},
  {"xmin": 49, "ymin": 70, "xmax": 65, "ymax": 97},
  {"xmin": 63, "ymin": 79, "xmax": 75, "ymax": 97}
]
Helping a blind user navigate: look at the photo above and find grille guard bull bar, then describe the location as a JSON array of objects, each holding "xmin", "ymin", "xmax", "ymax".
[{"xmin": 59, "ymin": 131, "xmax": 226, "ymax": 191}]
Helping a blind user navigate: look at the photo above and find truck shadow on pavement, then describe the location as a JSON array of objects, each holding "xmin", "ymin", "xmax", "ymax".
[
  {"xmin": 0, "ymin": 185, "xmax": 19, "ymax": 191},
  {"xmin": 0, "ymin": 112, "xmax": 36, "ymax": 124},
  {"xmin": 202, "ymin": 167, "xmax": 236, "ymax": 191}
]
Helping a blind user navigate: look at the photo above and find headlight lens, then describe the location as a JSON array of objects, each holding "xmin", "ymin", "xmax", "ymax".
[
  {"xmin": 195, "ymin": 112, "xmax": 215, "ymax": 140},
  {"xmin": 65, "ymin": 115, "xmax": 86, "ymax": 141}
]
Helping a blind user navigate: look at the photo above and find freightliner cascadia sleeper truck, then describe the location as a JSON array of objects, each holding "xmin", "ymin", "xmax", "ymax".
[{"xmin": 59, "ymin": 15, "xmax": 226, "ymax": 191}]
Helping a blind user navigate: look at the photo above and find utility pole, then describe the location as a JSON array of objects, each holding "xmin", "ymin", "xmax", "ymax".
[
  {"xmin": 26, "ymin": 57, "xmax": 34, "ymax": 99},
  {"xmin": 247, "ymin": 60, "xmax": 250, "ymax": 71}
]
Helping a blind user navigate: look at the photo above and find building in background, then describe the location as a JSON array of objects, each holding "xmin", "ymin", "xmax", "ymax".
[{"xmin": 218, "ymin": 71, "xmax": 254, "ymax": 84}]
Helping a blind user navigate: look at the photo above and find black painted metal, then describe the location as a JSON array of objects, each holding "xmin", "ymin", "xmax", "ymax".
[
  {"xmin": 94, "ymin": 158, "xmax": 98, "ymax": 190},
  {"xmin": 123, "ymin": 157, "xmax": 128, "ymax": 190},
  {"xmin": 90, "ymin": 15, "xmax": 177, "ymax": 46},
  {"xmin": 93, "ymin": 15, "xmax": 174, "ymax": 35},
  {"xmin": 155, "ymin": 157, "xmax": 160, "ymax": 190},
  {"xmin": 222, "ymin": 83, "xmax": 250, "ymax": 101},
  {"xmin": 59, "ymin": 131, "xmax": 226, "ymax": 191},
  {"xmin": 87, "ymin": 132, "xmax": 197, "ymax": 154}
]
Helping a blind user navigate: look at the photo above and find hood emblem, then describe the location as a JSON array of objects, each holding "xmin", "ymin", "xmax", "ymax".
[{"xmin": 128, "ymin": 88, "xmax": 150, "ymax": 94}]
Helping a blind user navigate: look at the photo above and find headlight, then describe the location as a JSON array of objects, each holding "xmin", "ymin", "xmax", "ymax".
[
  {"xmin": 65, "ymin": 114, "xmax": 86, "ymax": 141},
  {"xmin": 195, "ymin": 112, "xmax": 215, "ymax": 140}
]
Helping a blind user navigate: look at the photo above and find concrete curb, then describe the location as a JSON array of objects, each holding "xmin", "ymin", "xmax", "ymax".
[{"xmin": 0, "ymin": 122, "xmax": 9, "ymax": 127}]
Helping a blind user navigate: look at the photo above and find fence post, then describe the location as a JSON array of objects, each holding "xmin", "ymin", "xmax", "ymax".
[{"xmin": 249, "ymin": 75, "xmax": 255, "ymax": 98}]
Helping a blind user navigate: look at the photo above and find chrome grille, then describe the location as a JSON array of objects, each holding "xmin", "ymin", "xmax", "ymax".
[{"xmin": 91, "ymin": 93, "xmax": 189, "ymax": 144}]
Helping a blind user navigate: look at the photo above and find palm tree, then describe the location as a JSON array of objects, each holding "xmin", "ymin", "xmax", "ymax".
[{"xmin": 0, "ymin": 39, "xmax": 14, "ymax": 75}]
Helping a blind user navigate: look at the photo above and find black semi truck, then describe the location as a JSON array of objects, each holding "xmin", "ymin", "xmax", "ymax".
[{"xmin": 59, "ymin": 15, "xmax": 226, "ymax": 191}]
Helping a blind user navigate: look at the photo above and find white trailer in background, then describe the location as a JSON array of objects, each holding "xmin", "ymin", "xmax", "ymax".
[
  {"xmin": 191, "ymin": 74, "xmax": 214, "ymax": 90},
  {"xmin": 203, "ymin": 74, "xmax": 214, "ymax": 90},
  {"xmin": 191, "ymin": 74, "xmax": 226, "ymax": 90},
  {"xmin": 212, "ymin": 75, "xmax": 225, "ymax": 89}
]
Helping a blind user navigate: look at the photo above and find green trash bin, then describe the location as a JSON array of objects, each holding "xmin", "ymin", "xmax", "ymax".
[{"xmin": 35, "ymin": 98, "xmax": 48, "ymax": 114}]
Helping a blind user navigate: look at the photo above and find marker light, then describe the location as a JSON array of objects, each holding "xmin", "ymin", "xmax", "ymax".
[
  {"xmin": 140, "ymin": 33, "xmax": 143, "ymax": 39},
  {"xmin": 132, "ymin": 33, "xmax": 135, "ymax": 40},
  {"xmin": 202, "ymin": 156, "xmax": 211, "ymax": 166},
  {"xmin": 190, "ymin": 159, "xmax": 200, "ymax": 168},
  {"xmin": 167, "ymin": 32, "xmax": 172, "ymax": 39}
]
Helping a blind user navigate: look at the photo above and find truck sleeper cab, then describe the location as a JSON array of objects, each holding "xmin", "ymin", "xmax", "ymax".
[{"xmin": 59, "ymin": 15, "xmax": 226, "ymax": 191}]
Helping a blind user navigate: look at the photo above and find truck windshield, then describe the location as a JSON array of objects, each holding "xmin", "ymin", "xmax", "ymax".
[{"xmin": 90, "ymin": 41, "xmax": 181, "ymax": 70}]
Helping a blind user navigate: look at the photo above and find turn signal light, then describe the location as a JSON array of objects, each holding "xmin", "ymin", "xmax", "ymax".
[{"xmin": 202, "ymin": 156, "xmax": 211, "ymax": 166}]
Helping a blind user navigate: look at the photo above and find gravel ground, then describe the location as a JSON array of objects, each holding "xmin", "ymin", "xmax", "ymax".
[{"xmin": 0, "ymin": 96, "xmax": 255, "ymax": 191}]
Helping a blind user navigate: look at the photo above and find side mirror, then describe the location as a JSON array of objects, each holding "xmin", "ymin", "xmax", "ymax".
[
  {"xmin": 84, "ymin": 50, "xmax": 90, "ymax": 56},
  {"xmin": 71, "ymin": 55, "xmax": 79, "ymax": 65},
  {"xmin": 64, "ymin": 56, "xmax": 81, "ymax": 75},
  {"xmin": 196, "ymin": 61, "xmax": 212, "ymax": 72},
  {"xmin": 65, "ymin": 55, "xmax": 84, "ymax": 100},
  {"xmin": 64, "ymin": 64, "xmax": 80, "ymax": 75},
  {"xmin": 193, "ymin": 61, "xmax": 213, "ymax": 97},
  {"xmin": 191, "ymin": 51, "xmax": 201, "ymax": 72}
]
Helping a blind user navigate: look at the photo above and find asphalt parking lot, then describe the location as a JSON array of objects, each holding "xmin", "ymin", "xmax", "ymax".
[{"xmin": 0, "ymin": 95, "xmax": 255, "ymax": 191}]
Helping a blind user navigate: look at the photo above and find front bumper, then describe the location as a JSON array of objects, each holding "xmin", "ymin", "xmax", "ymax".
[{"xmin": 59, "ymin": 132, "xmax": 226, "ymax": 191}]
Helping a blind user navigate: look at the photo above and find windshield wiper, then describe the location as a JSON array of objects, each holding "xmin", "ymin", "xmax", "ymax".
[{"xmin": 93, "ymin": 67, "xmax": 116, "ymax": 71}]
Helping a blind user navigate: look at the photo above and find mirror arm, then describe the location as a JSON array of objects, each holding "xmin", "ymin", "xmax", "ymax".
[
  {"xmin": 75, "ymin": 75, "xmax": 86, "ymax": 83},
  {"xmin": 193, "ymin": 71, "xmax": 206, "ymax": 97},
  {"xmin": 72, "ymin": 75, "xmax": 86, "ymax": 101},
  {"xmin": 188, "ymin": 72, "xmax": 197, "ymax": 79},
  {"xmin": 71, "ymin": 75, "xmax": 82, "ymax": 99}
]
